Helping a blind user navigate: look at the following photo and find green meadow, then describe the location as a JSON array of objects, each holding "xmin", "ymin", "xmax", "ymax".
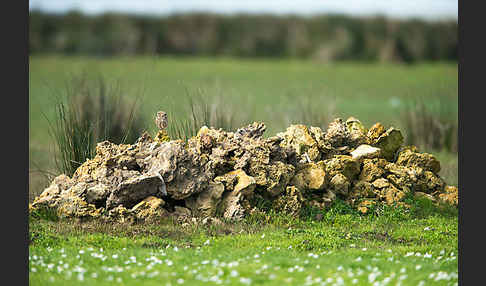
[
  {"xmin": 29, "ymin": 199, "xmax": 458, "ymax": 286},
  {"xmin": 29, "ymin": 56, "xmax": 458, "ymax": 198},
  {"xmin": 29, "ymin": 56, "xmax": 458, "ymax": 286}
]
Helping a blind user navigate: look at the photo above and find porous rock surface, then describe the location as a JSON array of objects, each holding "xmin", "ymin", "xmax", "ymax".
[{"xmin": 30, "ymin": 118, "xmax": 458, "ymax": 222}]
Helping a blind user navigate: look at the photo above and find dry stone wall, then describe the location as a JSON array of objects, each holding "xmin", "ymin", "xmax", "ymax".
[{"xmin": 29, "ymin": 117, "xmax": 458, "ymax": 223}]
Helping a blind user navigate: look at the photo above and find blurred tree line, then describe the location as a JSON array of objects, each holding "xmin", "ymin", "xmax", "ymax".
[{"xmin": 29, "ymin": 10, "xmax": 457, "ymax": 63}]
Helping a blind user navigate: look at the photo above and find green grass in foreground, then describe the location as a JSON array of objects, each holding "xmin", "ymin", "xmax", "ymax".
[{"xmin": 29, "ymin": 199, "xmax": 458, "ymax": 286}]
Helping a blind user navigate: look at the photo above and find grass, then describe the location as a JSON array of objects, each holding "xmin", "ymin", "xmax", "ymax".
[
  {"xmin": 29, "ymin": 198, "xmax": 458, "ymax": 286},
  {"xmin": 28, "ymin": 56, "xmax": 458, "ymax": 284},
  {"xmin": 28, "ymin": 56, "xmax": 458, "ymax": 201},
  {"xmin": 166, "ymin": 88, "xmax": 242, "ymax": 141},
  {"xmin": 401, "ymin": 95, "xmax": 457, "ymax": 153},
  {"xmin": 29, "ymin": 56, "xmax": 458, "ymax": 142},
  {"xmin": 46, "ymin": 73, "xmax": 145, "ymax": 177}
]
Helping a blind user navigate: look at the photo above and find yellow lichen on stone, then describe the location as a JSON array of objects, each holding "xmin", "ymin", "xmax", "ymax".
[
  {"xmin": 272, "ymin": 186, "xmax": 304, "ymax": 217},
  {"xmin": 56, "ymin": 196, "xmax": 102, "ymax": 219},
  {"xmin": 346, "ymin": 117, "xmax": 368, "ymax": 146},
  {"xmin": 277, "ymin": 124, "xmax": 321, "ymax": 161},
  {"xmin": 372, "ymin": 127, "xmax": 404, "ymax": 161},
  {"xmin": 107, "ymin": 205, "xmax": 133, "ymax": 223},
  {"xmin": 438, "ymin": 185, "xmax": 458, "ymax": 206},
  {"xmin": 384, "ymin": 184, "xmax": 406, "ymax": 205},
  {"xmin": 357, "ymin": 200, "xmax": 376, "ymax": 214},
  {"xmin": 131, "ymin": 196, "xmax": 167, "ymax": 221},
  {"xmin": 324, "ymin": 155, "xmax": 360, "ymax": 181},
  {"xmin": 396, "ymin": 147, "xmax": 441, "ymax": 173},
  {"xmin": 366, "ymin": 123, "xmax": 386, "ymax": 144},
  {"xmin": 154, "ymin": 130, "xmax": 171, "ymax": 143},
  {"xmin": 291, "ymin": 161, "xmax": 326, "ymax": 191}
]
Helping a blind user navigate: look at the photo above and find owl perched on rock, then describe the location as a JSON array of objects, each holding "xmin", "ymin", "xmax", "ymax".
[{"xmin": 155, "ymin": 111, "xmax": 168, "ymax": 130}]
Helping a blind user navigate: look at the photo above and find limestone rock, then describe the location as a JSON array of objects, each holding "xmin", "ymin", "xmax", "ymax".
[
  {"xmin": 366, "ymin": 123, "xmax": 386, "ymax": 143},
  {"xmin": 232, "ymin": 170, "xmax": 257, "ymax": 194},
  {"xmin": 371, "ymin": 127, "xmax": 404, "ymax": 161},
  {"xmin": 154, "ymin": 130, "xmax": 171, "ymax": 143},
  {"xmin": 85, "ymin": 183, "xmax": 110, "ymax": 206},
  {"xmin": 324, "ymin": 155, "xmax": 360, "ymax": 182},
  {"xmin": 346, "ymin": 117, "xmax": 368, "ymax": 147},
  {"xmin": 30, "ymin": 117, "xmax": 458, "ymax": 222},
  {"xmin": 31, "ymin": 174, "xmax": 73, "ymax": 208},
  {"xmin": 396, "ymin": 147, "xmax": 441, "ymax": 173},
  {"xmin": 329, "ymin": 173, "xmax": 350, "ymax": 195},
  {"xmin": 185, "ymin": 181, "xmax": 225, "ymax": 218},
  {"xmin": 372, "ymin": 178, "xmax": 390, "ymax": 189},
  {"xmin": 131, "ymin": 196, "xmax": 168, "ymax": 221},
  {"xmin": 412, "ymin": 170, "xmax": 446, "ymax": 194},
  {"xmin": 249, "ymin": 161, "xmax": 295, "ymax": 197},
  {"xmin": 383, "ymin": 184, "xmax": 406, "ymax": 205},
  {"xmin": 107, "ymin": 205, "xmax": 134, "ymax": 223},
  {"xmin": 56, "ymin": 196, "xmax": 103, "ymax": 219},
  {"xmin": 106, "ymin": 174, "xmax": 163, "ymax": 209},
  {"xmin": 324, "ymin": 118, "xmax": 349, "ymax": 148},
  {"xmin": 359, "ymin": 159, "xmax": 388, "ymax": 182},
  {"xmin": 290, "ymin": 161, "xmax": 326, "ymax": 191},
  {"xmin": 350, "ymin": 181, "xmax": 375, "ymax": 198},
  {"xmin": 277, "ymin": 124, "xmax": 321, "ymax": 162},
  {"xmin": 147, "ymin": 140, "xmax": 214, "ymax": 200},
  {"xmin": 272, "ymin": 186, "xmax": 304, "ymax": 217},
  {"xmin": 216, "ymin": 170, "xmax": 257, "ymax": 220},
  {"xmin": 350, "ymin": 144, "xmax": 381, "ymax": 160},
  {"xmin": 438, "ymin": 185, "xmax": 458, "ymax": 206}
]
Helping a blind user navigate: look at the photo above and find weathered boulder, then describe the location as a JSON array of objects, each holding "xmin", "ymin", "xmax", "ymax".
[
  {"xmin": 349, "ymin": 181, "xmax": 375, "ymax": 205},
  {"xmin": 30, "ymin": 174, "xmax": 74, "ymax": 208},
  {"xmin": 146, "ymin": 140, "xmax": 214, "ymax": 200},
  {"xmin": 249, "ymin": 161, "xmax": 295, "ymax": 197},
  {"xmin": 346, "ymin": 117, "xmax": 368, "ymax": 147},
  {"xmin": 324, "ymin": 155, "xmax": 360, "ymax": 182},
  {"xmin": 290, "ymin": 161, "xmax": 326, "ymax": 191},
  {"xmin": 106, "ymin": 205, "xmax": 133, "ymax": 223},
  {"xmin": 329, "ymin": 173, "xmax": 351, "ymax": 195},
  {"xmin": 130, "ymin": 196, "xmax": 168, "ymax": 221},
  {"xmin": 185, "ymin": 181, "xmax": 225, "ymax": 218},
  {"xmin": 277, "ymin": 124, "xmax": 321, "ymax": 162},
  {"xmin": 350, "ymin": 144, "xmax": 381, "ymax": 161},
  {"xmin": 396, "ymin": 146, "xmax": 441, "ymax": 173},
  {"xmin": 106, "ymin": 174, "xmax": 163, "ymax": 209},
  {"xmin": 272, "ymin": 186, "xmax": 304, "ymax": 217},
  {"xmin": 359, "ymin": 158, "xmax": 388, "ymax": 182},
  {"xmin": 325, "ymin": 118, "xmax": 349, "ymax": 148},
  {"xmin": 214, "ymin": 169, "xmax": 257, "ymax": 219},
  {"xmin": 372, "ymin": 178, "xmax": 390, "ymax": 189},
  {"xmin": 370, "ymin": 127, "xmax": 404, "ymax": 161},
  {"xmin": 438, "ymin": 185, "xmax": 458, "ymax": 206},
  {"xmin": 85, "ymin": 183, "xmax": 110, "ymax": 206},
  {"xmin": 366, "ymin": 123, "xmax": 386, "ymax": 144}
]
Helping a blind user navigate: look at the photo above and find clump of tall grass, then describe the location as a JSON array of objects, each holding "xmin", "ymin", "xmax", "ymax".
[
  {"xmin": 46, "ymin": 74, "xmax": 145, "ymax": 176},
  {"xmin": 285, "ymin": 95, "xmax": 337, "ymax": 130},
  {"xmin": 165, "ymin": 88, "xmax": 240, "ymax": 141},
  {"xmin": 401, "ymin": 95, "xmax": 457, "ymax": 153}
]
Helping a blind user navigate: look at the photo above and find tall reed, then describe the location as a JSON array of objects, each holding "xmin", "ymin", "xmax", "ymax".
[{"xmin": 46, "ymin": 73, "xmax": 145, "ymax": 176}]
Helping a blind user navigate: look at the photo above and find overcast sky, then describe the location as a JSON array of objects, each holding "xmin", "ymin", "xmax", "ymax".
[{"xmin": 29, "ymin": 0, "xmax": 458, "ymax": 20}]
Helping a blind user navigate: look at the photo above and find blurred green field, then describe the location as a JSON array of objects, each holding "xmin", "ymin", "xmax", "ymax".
[{"xmin": 29, "ymin": 56, "xmax": 458, "ymax": 199}]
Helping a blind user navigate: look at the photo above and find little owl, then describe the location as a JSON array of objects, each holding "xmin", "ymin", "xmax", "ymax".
[{"xmin": 155, "ymin": 111, "xmax": 168, "ymax": 130}]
